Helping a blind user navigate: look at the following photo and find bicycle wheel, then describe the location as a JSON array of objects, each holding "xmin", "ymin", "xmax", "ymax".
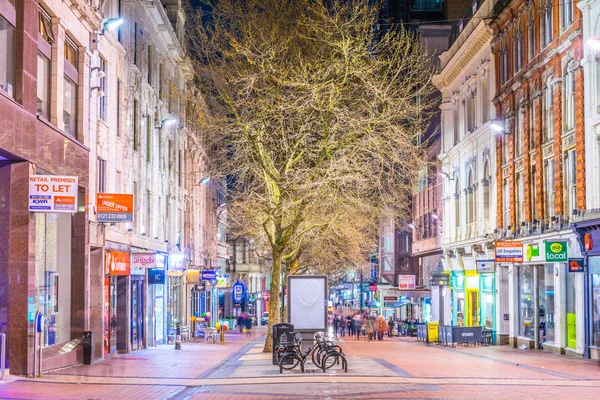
[
  {"xmin": 310, "ymin": 344, "xmax": 320, "ymax": 367},
  {"xmin": 279, "ymin": 353, "xmax": 301, "ymax": 370}
]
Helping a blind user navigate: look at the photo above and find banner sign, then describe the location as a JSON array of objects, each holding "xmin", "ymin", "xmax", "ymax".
[
  {"xmin": 545, "ymin": 240, "xmax": 568, "ymax": 262},
  {"xmin": 132, "ymin": 252, "xmax": 156, "ymax": 268},
  {"xmin": 476, "ymin": 260, "xmax": 495, "ymax": 273},
  {"xmin": 398, "ymin": 274, "xmax": 416, "ymax": 290},
  {"xmin": 105, "ymin": 250, "xmax": 130, "ymax": 276},
  {"xmin": 201, "ymin": 270, "xmax": 217, "ymax": 281},
  {"xmin": 232, "ymin": 280, "xmax": 247, "ymax": 306},
  {"xmin": 96, "ymin": 193, "xmax": 133, "ymax": 223},
  {"xmin": 148, "ymin": 268, "xmax": 165, "ymax": 284},
  {"xmin": 568, "ymin": 258, "xmax": 584, "ymax": 272},
  {"xmin": 29, "ymin": 175, "xmax": 78, "ymax": 213},
  {"xmin": 495, "ymin": 241, "xmax": 523, "ymax": 262}
]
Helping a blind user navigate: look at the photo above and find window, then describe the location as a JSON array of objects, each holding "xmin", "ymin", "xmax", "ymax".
[
  {"xmin": 98, "ymin": 57, "xmax": 107, "ymax": 121},
  {"xmin": 146, "ymin": 113, "xmax": 152, "ymax": 162},
  {"xmin": 502, "ymin": 134, "xmax": 510, "ymax": 165},
  {"xmin": 37, "ymin": 7, "xmax": 53, "ymax": 117},
  {"xmin": 516, "ymin": 172, "xmax": 524, "ymax": 227},
  {"xmin": 503, "ymin": 178, "xmax": 510, "ymax": 228},
  {"xmin": 467, "ymin": 169, "xmax": 474, "ymax": 225},
  {"xmin": 501, "ymin": 46, "xmax": 509, "ymax": 84},
  {"xmin": 466, "ymin": 90, "xmax": 475, "ymax": 132},
  {"xmin": 542, "ymin": 1, "xmax": 553, "ymax": 48},
  {"xmin": 589, "ymin": 257, "xmax": 600, "ymax": 347},
  {"xmin": 564, "ymin": 68, "xmax": 575, "ymax": 132},
  {"xmin": 133, "ymin": 99, "xmax": 140, "ymax": 150},
  {"xmin": 530, "ymin": 100, "xmax": 537, "ymax": 148},
  {"xmin": 134, "ymin": 23, "xmax": 140, "ymax": 67},
  {"xmin": 116, "ymin": 80, "xmax": 121, "ymax": 137},
  {"xmin": 516, "ymin": 107, "xmax": 524, "ymax": 157},
  {"xmin": 63, "ymin": 76, "xmax": 77, "ymax": 136},
  {"xmin": 514, "ymin": 30, "xmax": 523, "ymax": 72},
  {"xmin": 596, "ymin": 60, "xmax": 600, "ymax": 113},
  {"xmin": 64, "ymin": 37, "xmax": 78, "ymax": 68},
  {"xmin": 0, "ymin": 14, "xmax": 15, "ymax": 97},
  {"xmin": 540, "ymin": 265, "xmax": 556, "ymax": 343},
  {"xmin": 544, "ymin": 159, "xmax": 555, "ymax": 220},
  {"xmin": 544, "ymin": 79, "xmax": 554, "ymax": 142},
  {"xmin": 454, "ymin": 179, "xmax": 460, "ymax": 230},
  {"xmin": 453, "ymin": 103, "xmax": 460, "ymax": 145},
  {"xmin": 531, "ymin": 166, "xmax": 537, "ymax": 221},
  {"xmin": 146, "ymin": 190, "xmax": 152, "ymax": 237},
  {"xmin": 481, "ymin": 74, "xmax": 488, "ymax": 123},
  {"xmin": 528, "ymin": 21, "xmax": 535, "ymax": 61},
  {"xmin": 98, "ymin": 158, "xmax": 106, "ymax": 193},
  {"xmin": 159, "ymin": 63, "xmax": 164, "ymax": 98},
  {"xmin": 178, "ymin": 150, "xmax": 183, "ymax": 187},
  {"xmin": 562, "ymin": 0, "xmax": 574, "ymax": 30},
  {"xmin": 564, "ymin": 149, "xmax": 576, "ymax": 218},
  {"xmin": 147, "ymin": 45, "xmax": 152, "ymax": 84},
  {"xmin": 483, "ymin": 162, "xmax": 490, "ymax": 222}
]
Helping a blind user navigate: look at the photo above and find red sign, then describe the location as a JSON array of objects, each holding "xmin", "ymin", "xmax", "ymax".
[
  {"xmin": 105, "ymin": 250, "xmax": 130, "ymax": 276},
  {"xmin": 97, "ymin": 193, "xmax": 134, "ymax": 223},
  {"xmin": 585, "ymin": 233, "xmax": 593, "ymax": 251},
  {"xmin": 369, "ymin": 285, "xmax": 378, "ymax": 291},
  {"xmin": 262, "ymin": 291, "xmax": 270, "ymax": 300}
]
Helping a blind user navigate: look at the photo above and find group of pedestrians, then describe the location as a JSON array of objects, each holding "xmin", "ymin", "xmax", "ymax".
[
  {"xmin": 236, "ymin": 313, "xmax": 254, "ymax": 335},
  {"xmin": 333, "ymin": 313, "xmax": 397, "ymax": 341}
]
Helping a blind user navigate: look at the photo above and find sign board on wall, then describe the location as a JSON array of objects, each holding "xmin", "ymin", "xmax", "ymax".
[
  {"xmin": 232, "ymin": 280, "xmax": 247, "ymax": 306},
  {"xmin": 398, "ymin": 275, "xmax": 416, "ymax": 290},
  {"xmin": 29, "ymin": 175, "xmax": 78, "ymax": 213},
  {"xmin": 105, "ymin": 250, "xmax": 130, "ymax": 276},
  {"xmin": 96, "ymin": 193, "xmax": 134, "ymax": 223},
  {"xmin": 568, "ymin": 258, "xmax": 584, "ymax": 272},
  {"xmin": 288, "ymin": 275, "xmax": 327, "ymax": 331},
  {"xmin": 132, "ymin": 252, "xmax": 156, "ymax": 268},
  {"xmin": 495, "ymin": 241, "xmax": 523, "ymax": 263},
  {"xmin": 476, "ymin": 260, "xmax": 495, "ymax": 273},
  {"xmin": 201, "ymin": 270, "xmax": 217, "ymax": 281},
  {"xmin": 148, "ymin": 268, "xmax": 165, "ymax": 284},
  {"xmin": 545, "ymin": 240, "xmax": 568, "ymax": 262}
]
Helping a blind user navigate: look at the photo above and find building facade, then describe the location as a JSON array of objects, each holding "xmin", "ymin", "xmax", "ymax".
[
  {"xmin": 491, "ymin": 0, "xmax": 585, "ymax": 354},
  {"xmin": 433, "ymin": 0, "xmax": 499, "ymax": 339}
]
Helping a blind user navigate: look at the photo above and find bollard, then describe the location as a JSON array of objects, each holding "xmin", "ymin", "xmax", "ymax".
[
  {"xmin": 220, "ymin": 326, "xmax": 225, "ymax": 343},
  {"xmin": 175, "ymin": 323, "xmax": 182, "ymax": 350}
]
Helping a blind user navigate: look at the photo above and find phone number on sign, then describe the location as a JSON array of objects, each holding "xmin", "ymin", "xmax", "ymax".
[{"xmin": 97, "ymin": 212, "xmax": 132, "ymax": 221}]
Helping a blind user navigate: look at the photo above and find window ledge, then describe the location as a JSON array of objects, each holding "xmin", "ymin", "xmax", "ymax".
[{"xmin": 0, "ymin": 88, "xmax": 21, "ymax": 107}]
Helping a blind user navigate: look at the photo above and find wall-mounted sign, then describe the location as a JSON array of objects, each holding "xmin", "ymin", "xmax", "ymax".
[
  {"xmin": 105, "ymin": 250, "xmax": 130, "ymax": 276},
  {"xmin": 584, "ymin": 233, "xmax": 593, "ymax": 251},
  {"xmin": 132, "ymin": 252, "xmax": 156, "ymax": 268},
  {"xmin": 96, "ymin": 193, "xmax": 134, "ymax": 223},
  {"xmin": 369, "ymin": 284, "xmax": 378, "ymax": 291},
  {"xmin": 29, "ymin": 175, "xmax": 78, "ymax": 213},
  {"xmin": 232, "ymin": 280, "xmax": 247, "ymax": 306},
  {"xmin": 476, "ymin": 260, "xmax": 495, "ymax": 273},
  {"xmin": 398, "ymin": 274, "xmax": 416, "ymax": 290},
  {"xmin": 545, "ymin": 240, "xmax": 568, "ymax": 262},
  {"xmin": 525, "ymin": 244, "xmax": 540, "ymax": 261},
  {"xmin": 495, "ymin": 241, "xmax": 523, "ymax": 263},
  {"xmin": 186, "ymin": 269, "xmax": 201, "ymax": 284},
  {"xmin": 568, "ymin": 258, "xmax": 584, "ymax": 272},
  {"xmin": 148, "ymin": 268, "xmax": 165, "ymax": 284},
  {"xmin": 201, "ymin": 270, "xmax": 217, "ymax": 281}
]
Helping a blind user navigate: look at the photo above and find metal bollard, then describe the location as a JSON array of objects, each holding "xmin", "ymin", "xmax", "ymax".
[
  {"xmin": 220, "ymin": 326, "xmax": 225, "ymax": 343},
  {"xmin": 0, "ymin": 333, "xmax": 5, "ymax": 380},
  {"xmin": 175, "ymin": 323, "xmax": 182, "ymax": 350}
]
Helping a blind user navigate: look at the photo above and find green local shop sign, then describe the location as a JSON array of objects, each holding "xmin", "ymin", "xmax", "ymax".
[{"xmin": 545, "ymin": 241, "xmax": 568, "ymax": 262}]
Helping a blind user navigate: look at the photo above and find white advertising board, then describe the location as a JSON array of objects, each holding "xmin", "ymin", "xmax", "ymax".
[
  {"xmin": 288, "ymin": 275, "xmax": 327, "ymax": 331},
  {"xmin": 29, "ymin": 175, "xmax": 78, "ymax": 213},
  {"xmin": 398, "ymin": 274, "xmax": 416, "ymax": 289}
]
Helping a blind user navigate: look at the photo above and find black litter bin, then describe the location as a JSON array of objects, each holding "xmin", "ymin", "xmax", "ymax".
[
  {"xmin": 272, "ymin": 323, "xmax": 294, "ymax": 365},
  {"xmin": 82, "ymin": 331, "xmax": 93, "ymax": 365}
]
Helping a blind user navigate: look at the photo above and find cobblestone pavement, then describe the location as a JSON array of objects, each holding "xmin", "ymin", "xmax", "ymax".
[{"xmin": 1, "ymin": 327, "xmax": 600, "ymax": 399}]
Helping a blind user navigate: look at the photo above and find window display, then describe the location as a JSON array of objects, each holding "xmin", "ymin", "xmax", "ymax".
[
  {"xmin": 519, "ymin": 266, "xmax": 534, "ymax": 338},
  {"xmin": 540, "ymin": 265, "xmax": 555, "ymax": 343}
]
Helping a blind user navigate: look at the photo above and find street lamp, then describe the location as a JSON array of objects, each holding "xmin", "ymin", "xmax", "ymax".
[
  {"xmin": 103, "ymin": 18, "xmax": 124, "ymax": 33},
  {"xmin": 407, "ymin": 222, "xmax": 416, "ymax": 230},
  {"xmin": 199, "ymin": 177, "xmax": 210, "ymax": 184},
  {"xmin": 490, "ymin": 119, "xmax": 506, "ymax": 134},
  {"xmin": 439, "ymin": 171, "xmax": 454, "ymax": 181},
  {"xmin": 587, "ymin": 38, "xmax": 600, "ymax": 50},
  {"xmin": 159, "ymin": 118, "xmax": 177, "ymax": 128}
]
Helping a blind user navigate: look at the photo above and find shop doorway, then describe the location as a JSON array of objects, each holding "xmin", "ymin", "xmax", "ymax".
[
  {"xmin": 466, "ymin": 289, "xmax": 479, "ymax": 327},
  {"xmin": 103, "ymin": 276, "xmax": 119, "ymax": 355},
  {"xmin": 131, "ymin": 278, "xmax": 145, "ymax": 351}
]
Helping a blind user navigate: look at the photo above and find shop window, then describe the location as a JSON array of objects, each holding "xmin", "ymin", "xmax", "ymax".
[
  {"xmin": 540, "ymin": 265, "xmax": 555, "ymax": 343},
  {"xmin": 33, "ymin": 212, "xmax": 72, "ymax": 346},
  {"xmin": 519, "ymin": 266, "xmax": 535, "ymax": 338},
  {"xmin": 0, "ymin": 14, "xmax": 14, "ymax": 98},
  {"xmin": 63, "ymin": 76, "xmax": 77, "ymax": 136},
  {"xmin": 482, "ymin": 276, "xmax": 494, "ymax": 330},
  {"xmin": 590, "ymin": 257, "xmax": 600, "ymax": 347},
  {"xmin": 566, "ymin": 270, "xmax": 576, "ymax": 349}
]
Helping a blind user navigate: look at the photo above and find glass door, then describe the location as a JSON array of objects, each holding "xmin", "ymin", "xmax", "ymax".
[
  {"xmin": 131, "ymin": 279, "xmax": 145, "ymax": 350},
  {"xmin": 466, "ymin": 289, "xmax": 479, "ymax": 327}
]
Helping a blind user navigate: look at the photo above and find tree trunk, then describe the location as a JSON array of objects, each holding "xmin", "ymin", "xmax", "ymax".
[{"xmin": 263, "ymin": 249, "xmax": 282, "ymax": 352}]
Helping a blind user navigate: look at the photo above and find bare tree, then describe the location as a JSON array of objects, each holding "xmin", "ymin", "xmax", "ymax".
[{"xmin": 188, "ymin": 0, "xmax": 436, "ymax": 351}]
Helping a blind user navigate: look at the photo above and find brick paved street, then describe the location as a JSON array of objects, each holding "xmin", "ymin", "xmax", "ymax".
[{"xmin": 1, "ymin": 327, "xmax": 599, "ymax": 399}]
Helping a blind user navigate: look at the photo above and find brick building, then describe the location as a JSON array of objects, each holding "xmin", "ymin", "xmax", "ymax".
[{"xmin": 490, "ymin": 0, "xmax": 585, "ymax": 354}]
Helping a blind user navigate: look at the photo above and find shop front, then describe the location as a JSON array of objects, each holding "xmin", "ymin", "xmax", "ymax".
[
  {"xmin": 104, "ymin": 248, "xmax": 130, "ymax": 354},
  {"xmin": 167, "ymin": 254, "xmax": 185, "ymax": 336}
]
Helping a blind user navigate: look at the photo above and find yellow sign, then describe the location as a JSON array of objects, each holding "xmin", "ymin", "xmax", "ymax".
[{"xmin": 427, "ymin": 321, "xmax": 439, "ymax": 342}]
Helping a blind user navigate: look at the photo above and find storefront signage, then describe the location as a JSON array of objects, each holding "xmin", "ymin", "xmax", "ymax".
[
  {"xmin": 96, "ymin": 193, "xmax": 134, "ymax": 223},
  {"xmin": 215, "ymin": 274, "xmax": 230, "ymax": 288},
  {"xmin": 132, "ymin": 252, "xmax": 156, "ymax": 268},
  {"xmin": 476, "ymin": 260, "xmax": 495, "ymax": 273},
  {"xmin": 369, "ymin": 284, "xmax": 378, "ymax": 291},
  {"xmin": 105, "ymin": 250, "xmax": 130, "ymax": 276},
  {"xmin": 525, "ymin": 244, "xmax": 540, "ymax": 261},
  {"xmin": 201, "ymin": 270, "xmax": 217, "ymax": 281},
  {"xmin": 495, "ymin": 241, "xmax": 523, "ymax": 262},
  {"xmin": 148, "ymin": 268, "xmax": 165, "ymax": 284},
  {"xmin": 186, "ymin": 269, "xmax": 201, "ymax": 283},
  {"xmin": 568, "ymin": 258, "xmax": 584, "ymax": 272},
  {"xmin": 545, "ymin": 240, "xmax": 568, "ymax": 262},
  {"xmin": 29, "ymin": 175, "xmax": 78, "ymax": 213},
  {"xmin": 232, "ymin": 280, "xmax": 247, "ymax": 306},
  {"xmin": 398, "ymin": 274, "xmax": 416, "ymax": 289},
  {"xmin": 584, "ymin": 233, "xmax": 593, "ymax": 251},
  {"xmin": 262, "ymin": 291, "xmax": 270, "ymax": 300}
]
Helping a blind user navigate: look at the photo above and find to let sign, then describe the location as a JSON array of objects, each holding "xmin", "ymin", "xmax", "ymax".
[
  {"xmin": 29, "ymin": 175, "xmax": 78, "ymax": 213},
  {"xmin": 495, "ymin": 241, "xmax": 523, "ymax": 263},
  {"xmin": 97, "ymin": 193, "xmax": 134, "ymax": 223}
]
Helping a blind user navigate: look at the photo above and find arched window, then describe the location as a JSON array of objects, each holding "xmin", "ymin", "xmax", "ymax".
[
  {"xmin": 564, "ymin": 66, "xmax": 575, "ymax": 132},
  {"xmin": 483, "ymin": 161, "xmax": 490, "ymax": 222},
  {"xmin": 544, "ymin": 77, "xmax": 554, "ymax": 142},
  {"xmin": 455, "ymin": 178, "xmax": 461, "ymax": 231}
]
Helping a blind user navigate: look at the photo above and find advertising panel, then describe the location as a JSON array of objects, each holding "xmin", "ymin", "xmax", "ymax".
[
  {"xmin": 232, "ymin": 280, "xmax": 247, "ymax": 306},
  {"xmin": 132, "ymin": 252, "xmax": 156, "ymax": 269},
  {"xmin": 288, "ymin": 275, "xmax": 327, "ymax": 331},
  {"xmin": 495, "ymin": 241, "xmax": 523, "ymax": 262},
  {"xmin": 201, "ymin": 270, "xmax": 217, "ymax": 281},
  {"xmin": 568, "ymin": 258, "xmax": 584, "ymax": 272},
  {"xmin": 96, "ymin": 193, "xmax": 134, "ymax": 223},
  {"xmin": 545, "ymin": 240, "xmax": 568, "ymax": 262},
  {"xmin": 148, "ymin": 268, "xmax": 165, "ymax": 284},
  {"xmin": 398, "ymin": 274, "xmax": 416, "ymax": 289},
  {"xmin": 29, "ymin": 175, "xmax": 78, "ymax": 213},
  {"xmin": 105, "ymin": 250, "xmax": 130, "ymax": 276},
  {"xmin": 476, "ymin": 260, "xmax": 495, "ymax": 273}
]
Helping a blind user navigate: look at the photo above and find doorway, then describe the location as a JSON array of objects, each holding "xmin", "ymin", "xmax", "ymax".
[
  {"xmin": 131, "ymin": 278, "xmax": 145, "ymax": 351},
  {"xmin": 466, "ymin": 288, "xmax": 479, "ymax": 327}
]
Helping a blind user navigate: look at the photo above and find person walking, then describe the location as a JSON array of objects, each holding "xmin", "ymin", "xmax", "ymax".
[
  {"xmin": 366, "ymin": 315, "xmax": 375, "ymax": 341},
  {"xmin": 340, "ymin": 314, "xmax": 347, "ymax": 337},
  {"xmin": 237, "ymin": 313, "xmax": 245, "ymax": 333},
  {"xmin": 245, "ymin": 314, "xmax": 253, "ymax": 336},
  {"xmin": 387, "ymin": 316, "xmax": 395, "ymax": 338},
  {"xmin": 347, "ymin": 314, "xmax": 354, "ymax": 336},
  {"xmin": 376, "ymin": 316, "xmax": 387, "ymax": 341},
  {"xmin": 354, "ymin": 314, "xmax": 362, "ymax": 340}
]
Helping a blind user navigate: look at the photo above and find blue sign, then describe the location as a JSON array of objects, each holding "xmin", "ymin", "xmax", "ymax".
[
  {"xmin": 148, "ymin": 268, "xmax": 165, "ymax": 284},
  {"xmin": 209, "ymin": 278, "xmax": 218, "ymax": 286},
  {"xmin": 232, "ymin": 280, "xmax": 247, "ymax": 306},
  {"xmin": 568, "ymin": 258, "xmax": 584, "ymax": 273},
  {"xmin": 201, "ymin": 270, "xmax": 217, "ymax": 281}
]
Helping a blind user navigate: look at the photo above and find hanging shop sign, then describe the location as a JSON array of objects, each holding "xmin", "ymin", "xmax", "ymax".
[
  {"xmin": 584, "ymin": 233, "xmax": 593, "ymax": 251},
  {"xmin": 545, "ymin": 240, "xmax": 568, "ymax": 262},
  {"xmin": 476, "ymin": 260, "xmax": 495, "ymax": 273},
  {"xmin": 568, "ymin": 258, "xmax": 584, "ymax": 272},
  {"xmin": 495, "ymin": 241, "xmax": 523, "ymax": 263},
  {"xmin": 369, "ymin": 284, "xmax": 378, "ymax": 291},
  {"xmin": 215, "ymin": 274, "xmax": 230, "ymax": 288},
  {"xmin": 148, "ymin": 268, "xmax": 165, "ymax": 284},
  {"xmin": 201, "ymin": 270, "xmax": 217, "ymax": 281},
  {"xmin": 398, "ymin": 274, "xmax": 416, "ymax": 290},
  {"xmin": 96, "ymin": 193, "xmax": 134, "ymax": 223},
  {"xmin": 232, "ymin": 280, "xmax": 247, "ymax": 306},
  {"xmin": 525, "ymin": 244, "xmax": 540, "ymax": 261},
  {"xmin": 29, "ymin": 175, "xmax": 78, "ymax": 213},
  {"xmin": 132, "ymin": 252, "xmax": 156, "ymax": 268},
  {"xmin": 186, "ymin": 269, "xmax": 201, "ymax": 284},
  {"xmin": 105, "ymin": 250, "xmax": 130, "ymax": 276}
]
